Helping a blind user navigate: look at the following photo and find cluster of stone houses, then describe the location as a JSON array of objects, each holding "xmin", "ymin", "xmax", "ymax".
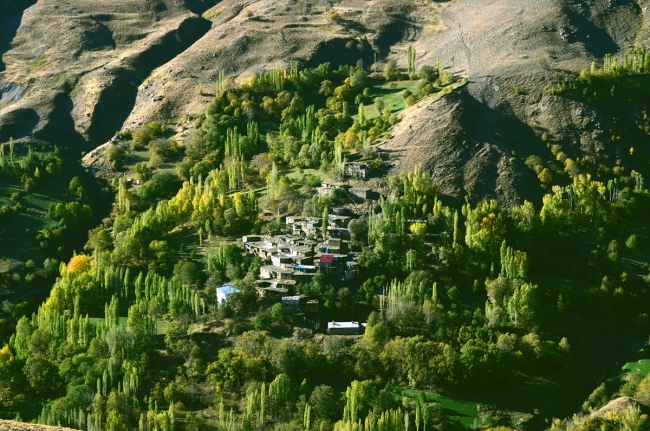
[
  {"xmin": 217, "ymin": 206, "xmax": 369, "ymax": 335},
  {"xmin": 285, "ymin": 210, "xmax": 353, "ymax": 239},
  {"xmin": 242, "ymin": 233, "xmax": 359, "ymax": 297},
  {"xmin": 235, "ymin": 208, "xmax": 364, "ymax": 312}
]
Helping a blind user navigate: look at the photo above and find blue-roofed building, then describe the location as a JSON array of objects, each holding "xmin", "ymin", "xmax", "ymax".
[{"xmin": 216, "ymin": 284, "xmax": 240, "ymax": 305}]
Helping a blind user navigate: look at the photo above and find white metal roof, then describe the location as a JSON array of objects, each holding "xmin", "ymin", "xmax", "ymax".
[{"xmin": 327, "ymin": 321, "xmax": 361, "ymax": 329}]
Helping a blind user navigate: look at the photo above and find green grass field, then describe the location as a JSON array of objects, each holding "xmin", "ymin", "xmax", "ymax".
[
  {"xmin": 360, "ymin": 78, "xmax": 468, "ymax": 121},
  {"xmin": 428, "ymin": 393, "xmax": 478, "ymax": 428},
  {"xmin": 120, "ymin": 144, "xmax": 183, "ymax": 180},
  {"xmin": 361, "ymin": 80, "xmax": 422, "ymax": 120},
  {"xmin": 622, "ymin": 347, "xmax": 650, "ymax": 377},
  {"xmin": 0, "ymin": 177, "xmax": 67, "ymax": 264},
  {"xmin": 392, "ymin": 387, "xmax": 478, "ymax": 429}
]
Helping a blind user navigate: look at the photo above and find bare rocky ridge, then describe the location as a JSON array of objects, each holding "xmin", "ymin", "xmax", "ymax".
[
  {"xmin": 0, "ymin": 0, "xmax": 216, "ymax": 146},
  {"xmin": 379, "ymin": 0, "xmax": 646, "ymax": 205},
  {"xmin": 3, "ymin": 0, "xmax": 650, "ymax": 205},
  {"xmin": 119, "ymin": 0, "xmax": 400, "ymax": 130}
]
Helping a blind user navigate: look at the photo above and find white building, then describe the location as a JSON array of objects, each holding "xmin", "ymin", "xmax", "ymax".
[
  {"xmin": 327, "ymin": 321, "xmax": 367, "ymax": 335},
  {"xmin": 216, "ymin": 284, "xmax": 240, "ymax": 306}
]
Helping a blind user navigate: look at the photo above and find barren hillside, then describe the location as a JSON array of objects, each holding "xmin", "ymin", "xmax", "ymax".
[
  {"xmin": 0, "ymin": 0, "xmax": 216, "ymax": 146},
  {"xmin": 2, "ymin": 0, "xmax": 650, "ymax": 204}
]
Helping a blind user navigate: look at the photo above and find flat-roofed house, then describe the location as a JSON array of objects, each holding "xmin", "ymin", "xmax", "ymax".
[
  {"xmin": 328, "ymin": 215, "xmax": 351, "ymax": 228},
  {"xmin": 327, "ymin": 321, "xmax": 367, "ymax": 335},
  {"xmin": 271, "ymin": 254, "xmax": 295, "ymax": 267},
  {"xmin": 318, "ymin": 239, "xmax": 347, "ymax": 254},
  {"xmin": 260, "ymin": 265, "xmax": 294, "ymax": 280},
  {"xmin": 327, "ymin": 227, "xmax": 350, "ymax": 239},
  {"xmin": 345, "ymin": 162, "xmax": 370, "ymax": 179},
  {"xmin": 285, "ymin": 216, "xmax": 304, "ymax": 224},
  {"xmin": 316, "ymin": 182, "xmax": 340, "ymax": 197},
  {"xmin": 350, "ymin": 187, "xmax": 370, "ymax": 199},
  {"xmin": 281, "ymin": 295, "xmax": 301, "ymax": 313},
  {"xmin": 319, "ymin": 254, "xmax": 334, "ymax": 272},
  {"xmin": 293, "ymin": 265, "xmax": 317, "ymax": 283},
  {"xmin": 216, "ymin": 284, "xmax": 240, "ymax": 306},
  {"xmin": 256, "ymin": 281, "xmax": 290, "ymax": 299}
]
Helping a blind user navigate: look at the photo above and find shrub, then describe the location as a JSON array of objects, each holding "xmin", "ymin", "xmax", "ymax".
[
  {"xmin": 130, "ymin": 140, "xmax": 144, "ymax": 151},
  {"xmin": 538, "ymin": 168, "xmax": 553, "ymax": 184},
  {"xmin": 24, "ymin": 177, "xmax": 36, "ymax": 192},
  {"xmin": 146, "ymin": 121, "xmax": 166, "ymax": 137},
  {"xmin": 383, "ymin": 60, "xmax": 399, "ymax": 82},
  {"xmin": 107, "ymin": 146, "xmax": 126, "ymax": 170},
  {"xmin": 435, "ymin": 70, "xmax": 453, "ymax": 86},
  {"xmin": 173, "ymin": 260, "xmax": 203, "ymax": 287},
  {"xmin": 138, "ymin": 172, "xmax": 181, "ymax": 208},
  {"xmin": 131, "ymin": 128, "xmax": 151, "ymax": 149},
  {"xmin": 525, "ymin": 155, "xmax": 543, "ymax": 170},
  {"xmin": 133, "ymin": 162, "xmax": 152, "ymax": 181},
  {"xmin": 149, "ymin": 138, "xmax": 182, "ymax": 162},
  {"xmin": 419, "ymin": 65, "xmax": 436, "ymax": 82},
  {"xmin": 374, "ymin": 97, "xmax": 385, "ymax": 114},
  {"xmin": 328, "ymin": 10, "xmax": 341, "ymax": 21},
  {"xmin": 119, "ymin": 129, "xmax": 132, "ymax": 140}
]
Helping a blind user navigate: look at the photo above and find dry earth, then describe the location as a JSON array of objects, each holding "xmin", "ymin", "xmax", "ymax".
[
  {"xmin": 0, "ymin": 420, "xmax": 79, "ymax": 431},
  {"xmin": 378, "ymin": 0, "xmax": 646, "ymax": 205},
  {"xmin": 2, "ymin": 0, "xmax": 650, "ymax": 204},
  {"xmin": 0, "ymin": 0, "xmax": 216, "ymax": 146}
]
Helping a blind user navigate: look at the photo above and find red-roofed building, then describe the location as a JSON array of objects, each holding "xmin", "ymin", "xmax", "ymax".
[{"xmin": 319, "ymin": 254, "xmax": 334, "ymax": 272}]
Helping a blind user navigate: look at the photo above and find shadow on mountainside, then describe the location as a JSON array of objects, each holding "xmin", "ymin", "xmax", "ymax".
[
  {"xmin": 0, "ymin": 107, "xmax": 39, "ymax": 142},
  {"xmin": 83, "ymin": 15, "xmax": 212, "ymax": 145},
  {"xmin": 35, "ymin": 90, "xmax": 88, "ymax": 147},
  {"xmin": 0, "ymin": 0, "xmax": 37, "ymax": 72}
]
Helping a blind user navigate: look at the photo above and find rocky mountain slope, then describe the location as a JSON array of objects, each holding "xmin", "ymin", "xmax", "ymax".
[
  {"xmin": 0, "ymin": 0, "xmax": 216, "ymax": 146},
  {"xmin": 2, "ymin": 0, "xmax": 650, "ymax": 205}
]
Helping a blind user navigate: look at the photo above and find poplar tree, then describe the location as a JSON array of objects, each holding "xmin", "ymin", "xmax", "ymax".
[
  {"xmin": 216, "ymin": 70, "xmax": 225, "ymax": 97},
  {"xmin": 407, "ymin": 46, "xmax": 416, "ymax": 76},
  {"xmin": 322, "ymin": 206, "xmax": 329, "ymax": 238}
]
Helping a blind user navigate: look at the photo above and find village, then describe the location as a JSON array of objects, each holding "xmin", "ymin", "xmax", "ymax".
[{"xmin": 215, "ymin": 179, "xmax": 376, "ymax": 335}]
